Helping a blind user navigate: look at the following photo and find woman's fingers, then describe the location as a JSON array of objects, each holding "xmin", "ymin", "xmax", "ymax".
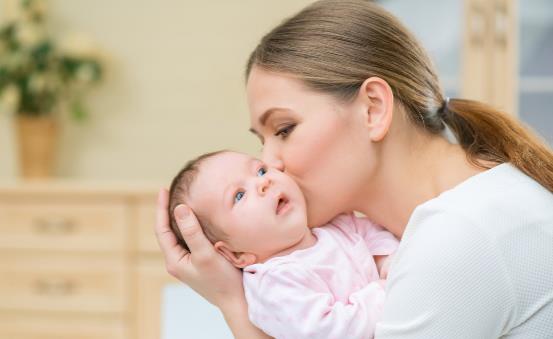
[
  {"xmin": 173, "ymin": 204, "xmax": 215, "ymax": 262},
  {"xmin": 172, "ymin": 204, "xmax": 244, "ymax": 307},
  {"xmin": 154, "ymin": 188, "xmax": 176, "ymax": 251},
  {"xmin": 155, "ymin": 193, "xmax": 244, "ymax": 308},
  {"xmin": 154, "ymin": 189, "xmax": 191, "ymax": 273}
]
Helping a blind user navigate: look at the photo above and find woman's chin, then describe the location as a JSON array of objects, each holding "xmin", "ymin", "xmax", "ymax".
[{"xmin": 306, "ymin": 207, "xmax": 338, "ymax": 228}]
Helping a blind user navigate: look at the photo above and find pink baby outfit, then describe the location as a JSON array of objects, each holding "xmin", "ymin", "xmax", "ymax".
[{"xmin": 243, "ymin": 213, "xmax": 399, "ymax": 339}]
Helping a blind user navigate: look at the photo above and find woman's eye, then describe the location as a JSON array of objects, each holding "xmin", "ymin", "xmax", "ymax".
[
  {"xmin": 234, "ymin": 191, "xmax": 245, "ymax": 204},
  {"xmin": 257, "ymin": 167, "xmax": 267, "ymax": 176},
  {"xmin": 275, "ymin": 124, "xmax": 296, "ymax": 139}
]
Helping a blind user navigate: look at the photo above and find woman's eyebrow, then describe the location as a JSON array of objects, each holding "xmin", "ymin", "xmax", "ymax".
[
  {"xmin": 258, "ymin": 108, "xmax": 278, "ymax": 126},
  {"xmin": 258, "ymin": 107, "xmax": 291, "ymax": 126}
]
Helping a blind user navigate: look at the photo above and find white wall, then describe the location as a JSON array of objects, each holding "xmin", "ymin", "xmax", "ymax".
[{"xmin": 0, "ymin": 0, "xmax": 315, "ymax": 182}]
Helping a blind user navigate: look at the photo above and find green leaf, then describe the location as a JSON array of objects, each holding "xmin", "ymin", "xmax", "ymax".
[{"xmin": 71, "ymin": 99, "xmax": 87, "ymax": 121}]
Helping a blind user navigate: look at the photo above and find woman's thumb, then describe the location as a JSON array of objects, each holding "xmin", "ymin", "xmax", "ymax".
[{"xmin": 174, "ymin": 204, "xmax": 212, "ymax": 256}]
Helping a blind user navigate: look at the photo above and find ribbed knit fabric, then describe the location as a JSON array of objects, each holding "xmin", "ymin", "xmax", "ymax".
[{"xmin": 375, "ymin": 163, "xmax": 553, "ymax": 338}]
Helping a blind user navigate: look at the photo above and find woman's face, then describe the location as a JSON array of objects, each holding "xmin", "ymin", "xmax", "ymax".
[{"xmin": 247, "ymin": 67, "xmax": 375, "ymax": 227}]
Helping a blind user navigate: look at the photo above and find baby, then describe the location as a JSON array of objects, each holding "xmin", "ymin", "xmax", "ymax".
[{"xmin": 168, "ymin": 150, "xmax": 398, "ymax": 339}]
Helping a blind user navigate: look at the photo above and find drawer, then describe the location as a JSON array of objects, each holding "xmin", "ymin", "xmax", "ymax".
[
  {"xmin": 0, "ymin": 253, "xmax": 127, "ymax": 314},
  {"xmin": 135, "ymin": 258, "xmax": 178, "ymax": 339},
  {"xmin": 0, "ymin": 200, "xmax": 128, "ymax": 252},
  {"xmin": 0, "ymin": 313, "xmax": 127, "ymax": 339},
  {"xmin": 137, "ymin": 198, "xmax": 161, "ymax": 253}
]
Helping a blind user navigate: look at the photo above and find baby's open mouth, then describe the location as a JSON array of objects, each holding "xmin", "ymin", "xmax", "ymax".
[{"xmin": 276, "ymin": 196, "xmax": 289, "ymax": 215}]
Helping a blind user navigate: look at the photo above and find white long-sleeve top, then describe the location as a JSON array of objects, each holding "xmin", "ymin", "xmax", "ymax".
[
  {"xmin": 243, "ymin": 214, "xmax": 399, "ymax": 339},
  {"xmin": 375, "ymin": 163, "xmax": 553, "ymax": 338}
]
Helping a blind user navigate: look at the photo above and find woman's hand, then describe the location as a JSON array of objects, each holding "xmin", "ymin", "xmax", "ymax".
[
  {"xmin": 153, "ymin": 188, "xmax": 244, "ymax": 308},
  {"xmin": 154, "ymin": 189, "xmax": 273, "ymax": 339}
]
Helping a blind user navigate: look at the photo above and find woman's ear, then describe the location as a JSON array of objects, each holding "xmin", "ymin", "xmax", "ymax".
[
  {"xmin": 357, "ymin": 77, "xmax": 394, "ymax": 142},
  {"xmin": 214, "ymin": 241, "xmax": 257, "ymax": 268}
]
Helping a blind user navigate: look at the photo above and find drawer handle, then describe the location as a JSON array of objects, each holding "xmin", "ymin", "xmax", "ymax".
[
  {"xmin": 32, "ymin": 218, "xmax": 77, "ymax": 235},
  {"xmin": 34, "ymin": 278, "xmax": 76, "ymax": 296}
]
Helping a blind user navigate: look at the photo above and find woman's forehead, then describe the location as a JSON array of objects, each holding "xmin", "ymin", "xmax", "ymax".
[{"xmin": 247, "ymin": 68, "xmax": 309, "ymax": 110}]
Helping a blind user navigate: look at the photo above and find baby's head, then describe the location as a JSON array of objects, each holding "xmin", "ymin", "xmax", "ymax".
[{"xmin": 169, "ymin": 151, "xmax": 308, "ymax": 267}]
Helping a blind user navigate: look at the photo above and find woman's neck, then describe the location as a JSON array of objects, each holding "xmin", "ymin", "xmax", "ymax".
[{"xmin": 354, "ymin": 130, "xmax": 488, "ymax": 239}]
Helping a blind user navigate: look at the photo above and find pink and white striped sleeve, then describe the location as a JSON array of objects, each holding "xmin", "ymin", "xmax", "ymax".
[{"xmin": 351, "ymin": 215, "xmax": 399, "ymax": 256}]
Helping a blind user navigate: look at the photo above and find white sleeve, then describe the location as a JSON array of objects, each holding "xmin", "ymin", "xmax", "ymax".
[
  {"xmin": 375, "ymin": 212, "xmax": 515, "ymax": 339},
  {"xmin": 245, "ymin": 264, "xmax": 386, "ymax": 339}
]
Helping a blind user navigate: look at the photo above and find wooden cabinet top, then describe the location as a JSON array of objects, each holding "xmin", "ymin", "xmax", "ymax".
[{"xmin": 0, "ymin": 180, "xmax": 162, "ymax": 198}]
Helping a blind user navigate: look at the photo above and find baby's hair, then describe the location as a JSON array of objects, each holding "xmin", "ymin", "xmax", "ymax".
[{"xmin": 168, "ymin": 150, "xmax": 228, "ymax": 252}]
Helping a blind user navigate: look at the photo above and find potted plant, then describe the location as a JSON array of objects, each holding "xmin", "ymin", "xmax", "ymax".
[{"xmin": 0, "ymin": 0, "xmax": 104, "ymax": 178}]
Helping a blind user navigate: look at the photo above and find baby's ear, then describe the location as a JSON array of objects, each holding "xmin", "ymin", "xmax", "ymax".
[{"xmin": 214, "ymin": 241, "xmax": 257, "ymax": 268}]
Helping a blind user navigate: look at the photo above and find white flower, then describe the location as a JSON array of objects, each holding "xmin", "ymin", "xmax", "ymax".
[
  {"xmin": 59, "ymin": 33, "xmax": 100, "ymax": 59},
  {"xmin": 0, "ymin": 84, "xmax": 21, "ymax": 112},
  {"xmin": 29, "ymin": 73, "xmax": 47, "ymax": 93},
  {"xmin": 29, "ymin": 0, "xmax": 47, "ymax": 17},
  {"xmin": 18, "ymin": 0, "xmax": 47, "ymax": 21},
  {"xmin": 15, "ymin": 21, "xmax": 45, "ymax": 47},
  {"xmin": 75, "ymin": 64, "xmax": 96, "ymax": 84}
]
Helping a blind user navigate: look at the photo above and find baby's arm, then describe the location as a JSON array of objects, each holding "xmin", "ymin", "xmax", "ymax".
[
  {"xmin": 350, "ymin": 215, "xmax": 399, "ymax": 278},
  {"xmin": 352, "ymin": 215, "xmax": 399, "ymax": 254},
  {"xmin": 244, "ymin": 264, "xmax": 386, "ymax": 339}
]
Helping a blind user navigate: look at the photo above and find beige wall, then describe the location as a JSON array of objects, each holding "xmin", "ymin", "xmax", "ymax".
[{"xmin": 0, "ymin": 0, "xmax": 315, "ymax": 182}]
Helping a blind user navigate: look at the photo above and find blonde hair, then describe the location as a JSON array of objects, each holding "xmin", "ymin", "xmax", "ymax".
[{"xmin": 246, "ymin": 0, "xmax": 553, "ymax": 192}]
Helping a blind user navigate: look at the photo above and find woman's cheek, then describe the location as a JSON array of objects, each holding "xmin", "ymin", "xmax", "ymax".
[
  {"xmin": 286, "ymin": 127, "xmax": 326, "ymax": 178},
  {"xmin": 285, "ymin": 153, "xmax": 334, "ymax": 225}
]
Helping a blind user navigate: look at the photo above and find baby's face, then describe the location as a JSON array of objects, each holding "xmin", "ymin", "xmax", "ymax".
[{"xmin": 188, "ymin": 152, "xmax": 308, "ymax": 260}]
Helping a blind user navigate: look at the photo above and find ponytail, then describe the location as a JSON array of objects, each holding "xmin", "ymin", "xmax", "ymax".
[{"xmin": 444, "ymin": 99, "xmax": 553, "ymax": 193}]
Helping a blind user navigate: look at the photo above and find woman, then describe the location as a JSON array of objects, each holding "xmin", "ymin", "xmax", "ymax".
[{"xmin": 155, "ymin": 0, "xmax": 553, "ymax": 338}]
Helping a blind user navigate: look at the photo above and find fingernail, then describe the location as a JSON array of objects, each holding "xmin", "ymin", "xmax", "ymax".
[{"xmin": 175, "ymin": 205, "xmax": 189, "ymax": 220}]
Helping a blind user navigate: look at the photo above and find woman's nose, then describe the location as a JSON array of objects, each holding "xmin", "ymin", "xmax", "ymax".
[{"xmin": 261, "ymin": 145, "xmax": 285, "ymax": 171}]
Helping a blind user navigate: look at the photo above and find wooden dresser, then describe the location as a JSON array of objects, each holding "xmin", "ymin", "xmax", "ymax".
[{"xmin": 0, "ymin": 181, "xmax": 176, "ymax": 339}]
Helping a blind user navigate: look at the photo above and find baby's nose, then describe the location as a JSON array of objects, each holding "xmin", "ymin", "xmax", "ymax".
[{"xmin": 257, "ymin": 177, "xmax": 271, "ymax": 195}]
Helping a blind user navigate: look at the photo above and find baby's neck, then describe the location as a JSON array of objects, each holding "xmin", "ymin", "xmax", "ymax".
[{"xmin": 259, "ymin": 228, "xmax": 318, "ymax": 264}]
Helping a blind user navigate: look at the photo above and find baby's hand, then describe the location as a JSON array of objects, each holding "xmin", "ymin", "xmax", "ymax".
[
  {"xmin": 376, "ymin": 279, "xmax": 387, "ymax": 289},
  {"xmin": 378, "ymin": 253, "xmax": 395, "ymax": 279}
]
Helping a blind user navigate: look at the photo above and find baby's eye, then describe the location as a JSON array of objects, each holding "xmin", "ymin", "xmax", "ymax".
[
  {"xmin": 257, "ymin": 167, "xmax": 267, "ymax": 176},
  {"xmin": 234, "ymin": 191, "xmax": 245, "ymax": 204}
]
